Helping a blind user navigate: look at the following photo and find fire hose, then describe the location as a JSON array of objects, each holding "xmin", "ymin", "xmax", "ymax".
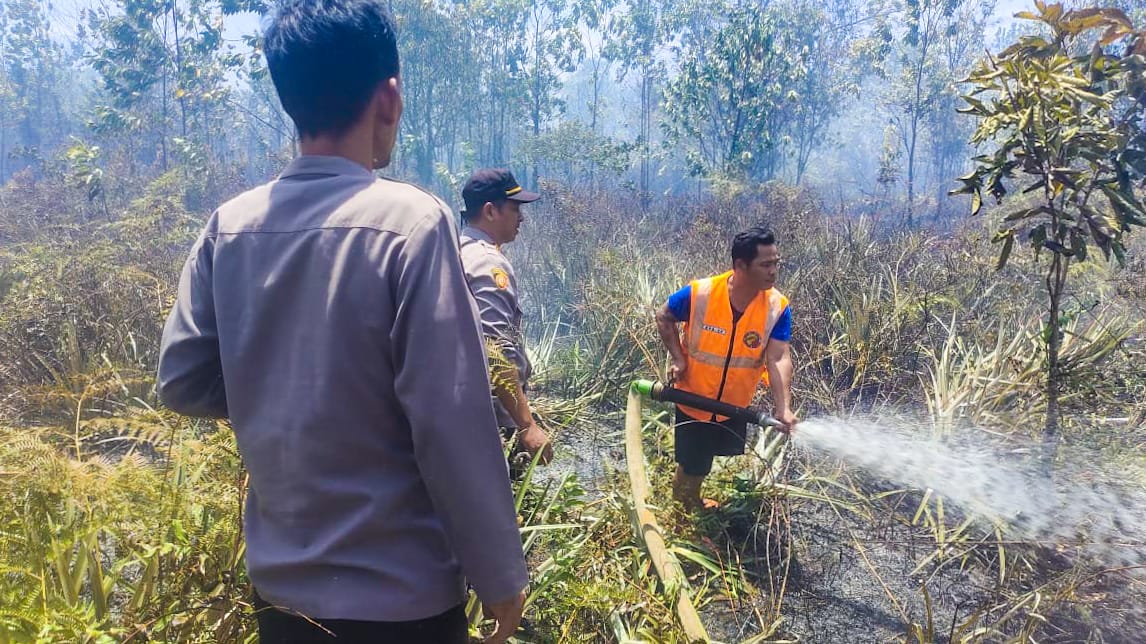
[{"xmin": 625, "ymin": 379, "xmax": 788, "ymax": 643}]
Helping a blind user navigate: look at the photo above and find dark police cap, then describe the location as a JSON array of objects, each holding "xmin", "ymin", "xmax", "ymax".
[{"xmin": 462, "ymin": 168, "xmax": 539, "ymax": 213}]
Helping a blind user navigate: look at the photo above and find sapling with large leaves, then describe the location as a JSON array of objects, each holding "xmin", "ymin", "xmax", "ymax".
[{"xmin": 952, "ymin": 2, "xmax": 1146, "ymax": 456}]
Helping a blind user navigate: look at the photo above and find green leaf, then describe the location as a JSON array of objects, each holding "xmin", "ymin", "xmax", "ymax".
[
  {"xmin": 1112, "ymin": 242, "xmax": 1127, "ymax": 266},
  {"xmin": 1003, "ymin": 207, "xmax": 1038, "ymax": 222},
  {"xmin": 1030, "ymin": 224, "xmax": 1049, "ymax": 251},
  {"xmin": 171, "ymin": 519, "xmax": 188, "ymax": 545},
  {"xmin": 1022, "ymin": 179, "xmax": 1047, "ymax": 194},
  {"xmin": 1070, "ymin": 229, "xmax": 1088, "ymax": 261},
  {"xmin": 995, "ymin": 231, "xmax": 1015, "ymax": 270},
  {"xmin": 1100, "ymin": 186, "xmax": 1143, "ymax": 225},
  {"xmin": 959, "ymin": 95, "xmax": 989, "ymax": 114}
]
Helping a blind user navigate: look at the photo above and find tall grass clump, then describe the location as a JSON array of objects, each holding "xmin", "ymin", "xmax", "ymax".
[{"xmin": 0, "ymin": 161, "xmax": 1143, "ymax": 641}]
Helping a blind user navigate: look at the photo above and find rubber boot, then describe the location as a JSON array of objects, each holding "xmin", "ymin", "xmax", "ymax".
[{"xmin": 673, "ymin": 465, "xmax": 705, "ymax": 513}]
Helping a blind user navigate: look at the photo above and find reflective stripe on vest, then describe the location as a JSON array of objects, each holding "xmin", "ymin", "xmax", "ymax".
[{"xmin": 677, "ymin": 271, "xmax": 788, "ymax": 422}]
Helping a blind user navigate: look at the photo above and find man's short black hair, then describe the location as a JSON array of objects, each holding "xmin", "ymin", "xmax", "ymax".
[
  {"xmin": 461, "ymin": 198, "xmax": 505, "ymax": 223},
  {"xmin": 731, "ymin": 227, "xmax": 777, "ymax": 265},
  {"xmin": 264, "ymin": 0, "xmax": 400, "ymax": 138}
]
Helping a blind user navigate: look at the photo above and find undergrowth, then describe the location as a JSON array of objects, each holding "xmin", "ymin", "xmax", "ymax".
[{"xmin": 0, "ymin": 168, "xmax": 1143, "ymax": 641}]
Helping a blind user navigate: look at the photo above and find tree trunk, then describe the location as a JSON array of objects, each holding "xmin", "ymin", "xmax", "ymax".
[
  {"xmin": 795, "ymin": 113, "xmax": 814, "ymax": 186},
  {"xmin": 160, "ymin": 11, "xmax": 170, "ymax": 172},
  {"xmin": 33, "ymin": 55, "xmax": 45, "ymax": 173},
  {"xmin": 172, "ymin": 1, "xmax": 188, "ymax": 139},
  {"xmin": 531, "ymin": 28, "xmax": 542, "ymax": 187},
  {"xmin": 1043, "ymin": 247, "xmax": 1068, "ymax": 468},
  {"xmin": 589, "ymin": 60, "xmax": 601, "ymax": 187},
  {"xmin": 1, "ymin": 110, "xmax": 6, "ymax": 182},
  {"xmin": 906, "ymin": 113, "xmax": 918, "ymax": 228},
  {"xmin": 905, "ymin": 32, "xmax": 931, "ymax": 229},
  {"xmin": 417, "ymin": 85, "xmax": 435, "ymax": 185},
  {"xmin": 640, "ymin": 68, "xmax": 651, "ymax": 203}
]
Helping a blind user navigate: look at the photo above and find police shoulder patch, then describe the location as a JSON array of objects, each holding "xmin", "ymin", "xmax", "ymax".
[{"xmin": 492, "ymin": 267, "xmax": 510, "ymax": 289}]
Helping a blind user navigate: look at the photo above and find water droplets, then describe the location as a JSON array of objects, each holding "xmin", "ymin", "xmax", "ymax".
[{"xmin": 792, "ymin": 417, "xmax": 1145, "ymax": 569}]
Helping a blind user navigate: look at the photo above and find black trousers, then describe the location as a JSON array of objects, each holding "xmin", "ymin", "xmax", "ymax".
[
  {"xmin": 253, "ymin": 593, "xmax": 468, "ymax": 644},
  {"xmin": 674, "ymin": 407, "xmax": 748, "ymax": 476}
]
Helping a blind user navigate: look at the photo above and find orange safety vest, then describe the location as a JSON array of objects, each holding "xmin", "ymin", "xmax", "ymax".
[{"xmin": 676, "ymin": 271, "xmax": 789, "ymax": 422}]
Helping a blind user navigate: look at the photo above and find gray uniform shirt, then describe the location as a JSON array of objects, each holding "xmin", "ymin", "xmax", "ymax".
[
  {"xmin": 157, "ymin": 155, "xmax": 527, "ymax": 622},
  {"xmin": 459, "ymin": 226, "xmax": 532, "ymax": 428}
]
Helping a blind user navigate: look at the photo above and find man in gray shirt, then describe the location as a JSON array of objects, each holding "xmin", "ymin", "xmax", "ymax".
[
  {"xmin": 459, "ymin": 169, "xmax": 553, "ymax": 468},
  {"xmin": 156, "ymin": 1, "xmax": 527, "ymax": 641}
]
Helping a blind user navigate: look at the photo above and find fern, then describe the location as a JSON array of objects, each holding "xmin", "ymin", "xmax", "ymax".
[{"xmin": 0, "ymin": 419, "xmax": 252, "ymax": 642}]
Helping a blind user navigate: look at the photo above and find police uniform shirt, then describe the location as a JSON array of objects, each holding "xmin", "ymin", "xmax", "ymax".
[
  {"xmin": 157, "ymin": 155, "xmax": 528, "ymax": 622},
  {"xmin": 459, "ymin": 225, "xmax": 532, "ymax": 428}
]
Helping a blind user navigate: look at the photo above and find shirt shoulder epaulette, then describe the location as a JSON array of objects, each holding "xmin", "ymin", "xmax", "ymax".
[{"xmin": 461, "ymin": 237, "xmax": 512, "ymax": 268}]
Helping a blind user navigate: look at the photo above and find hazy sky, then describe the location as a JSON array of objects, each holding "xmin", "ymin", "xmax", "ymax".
[
  {"xmin": 994, "ymin": 0, "xmax": 1038, "ymax": 26},
  {"xmin": 47, "ymin": 0, "xmax": 1039, "ymax": 53},
  {"xmin": 216, "ymin": 0, "xmax": 1037, "ymax": 42}
]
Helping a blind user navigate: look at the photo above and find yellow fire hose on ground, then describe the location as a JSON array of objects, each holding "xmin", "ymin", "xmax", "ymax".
[{"xmin": 625, "ymin": 379, "xmax": 789, "ymax": 643}]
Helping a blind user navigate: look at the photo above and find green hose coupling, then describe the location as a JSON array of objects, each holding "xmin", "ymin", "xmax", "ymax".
[{"xmin": 631, "ymin": 379, "xmax": 658, "ymax": 398}]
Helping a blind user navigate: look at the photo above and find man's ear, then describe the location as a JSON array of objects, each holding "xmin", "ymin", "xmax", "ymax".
[
  {"xmin": 481, "ymin": 201, "xmax": 497, "ymax": 221},
  {"xmin": 375, "ymin": 77, "xmax": 402, "ymax": 127}
]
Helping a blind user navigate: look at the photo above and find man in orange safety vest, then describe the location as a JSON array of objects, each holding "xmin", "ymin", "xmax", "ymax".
[{"xmin": 655, "ymin": 226, "xmax": 798, "ymax": 512}]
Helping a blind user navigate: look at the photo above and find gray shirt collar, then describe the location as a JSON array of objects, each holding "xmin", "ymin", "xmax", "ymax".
[
  {"xmin": 279, "ymin": 155, "xmax": 375, "ymax": 180},
  {"xmin": 460, "ymin": 225, "xmax": 495, "ymax": 245}
]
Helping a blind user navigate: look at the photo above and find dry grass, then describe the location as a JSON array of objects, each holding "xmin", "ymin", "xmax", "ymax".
[{"xmin": 0, "ymin": 166, "xmax": 1143, "ymax": 641}]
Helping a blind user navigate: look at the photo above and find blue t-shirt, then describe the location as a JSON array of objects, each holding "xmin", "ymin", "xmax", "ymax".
[{"xmin": 666, "ymin": 284, "xmax": 792, "ymax": 342}]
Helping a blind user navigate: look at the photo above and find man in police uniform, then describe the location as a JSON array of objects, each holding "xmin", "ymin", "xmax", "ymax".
[
  {"xmin": 655, "ymin": 227, "xmax": 797, "ymax": 512},
  {"xmin": 459, "ymin": 168, "xmax": 553, "ymax": 466}
]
